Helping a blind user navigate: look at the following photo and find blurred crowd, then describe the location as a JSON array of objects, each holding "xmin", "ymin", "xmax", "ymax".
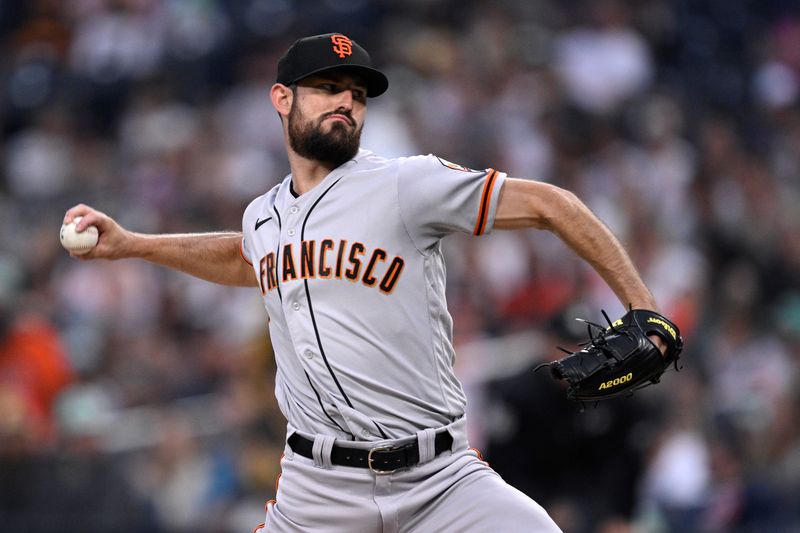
[{"xmin": 1, "ymin": 0, "xmax": 799, "ymax": 532}]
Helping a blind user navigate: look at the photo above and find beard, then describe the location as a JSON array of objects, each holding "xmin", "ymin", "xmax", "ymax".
[{"xmin": 288, "ymin": 103, "xmax": 362, "ymax": 168}]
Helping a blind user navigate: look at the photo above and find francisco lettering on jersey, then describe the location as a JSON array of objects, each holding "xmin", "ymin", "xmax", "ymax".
[{"xmin": 258, "ymin": 239, "xmax": 405, "ymax": 295}]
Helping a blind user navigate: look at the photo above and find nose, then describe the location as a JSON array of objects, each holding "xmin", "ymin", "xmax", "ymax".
[{"xmin": 335, "ymin": 88, "xmax": 354, "ymax": 109}]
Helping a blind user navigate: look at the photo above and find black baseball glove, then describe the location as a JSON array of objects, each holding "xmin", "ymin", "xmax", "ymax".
[{"xmin": 537, "ymin": 308, "xmax": 683, "ymax": 402}]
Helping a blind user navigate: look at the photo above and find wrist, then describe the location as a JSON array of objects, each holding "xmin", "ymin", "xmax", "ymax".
[
  {"xmin": 121, "ymin": 231, "xmax": 149, "ymax": 259},
  {"xmin": 626, "ymin": 295, "xmax": 659, "ymax": 313}
]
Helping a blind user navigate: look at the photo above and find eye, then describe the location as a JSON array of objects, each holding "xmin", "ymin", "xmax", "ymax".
[
  {"xmin": 352, "ymin": 88, "xmax": 367, "ymax": 101},
  {"xmin": 320, "ymin": 83, "xmax": 337, "ymax": 93}
]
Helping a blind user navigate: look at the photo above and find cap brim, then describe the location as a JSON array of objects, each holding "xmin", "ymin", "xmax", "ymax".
[{"xmin": 292, "ymin": 64, "xmax": 388, "ymax": 97}]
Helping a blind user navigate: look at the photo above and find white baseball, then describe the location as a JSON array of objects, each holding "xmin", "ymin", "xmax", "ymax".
[{"xmin": 60, "ymin": 216, "xmax": 99, "ymax": 255}]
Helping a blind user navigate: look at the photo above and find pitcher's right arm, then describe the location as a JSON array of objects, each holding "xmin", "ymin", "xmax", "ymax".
[{"xmin": 64, "ymin": 204, "xmax": 257, "ymax": 287}]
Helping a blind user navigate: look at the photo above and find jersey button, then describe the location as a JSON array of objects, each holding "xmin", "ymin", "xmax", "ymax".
[
  {"xmin": 292, "ymin": 302, "xmax": 301, "ymax": 311},
  {"xmin": 360, "ymin": 428, "xmax": 370, "ymax": 438},
  {"xmin": 287, "ymin": 228, "xmax": 296, "ymax": 237},
  {"xmin": 304, "ymin": 350, "xmax": 314, "ymax": 359},
  {"xmin": 290, "ymin": 206, "xmax": 299, "ymax": 214}
]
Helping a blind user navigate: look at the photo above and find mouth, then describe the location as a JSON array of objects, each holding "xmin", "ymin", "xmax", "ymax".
[{"xmin": 324, "ymin": 113, "xmax": 354, "ymax": 127}]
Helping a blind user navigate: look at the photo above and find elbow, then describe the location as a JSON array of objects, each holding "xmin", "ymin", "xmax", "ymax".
[
  {"xmin": 537, "ymin": 185, "xmax": 583, "ymax": 231},
  {"xmin": 496, "ymin": 179, "xmax": 586, "ymax": 231}
]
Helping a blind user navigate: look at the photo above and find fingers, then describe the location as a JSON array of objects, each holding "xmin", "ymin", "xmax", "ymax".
[
  {"xmin": 64, "ymin": 203, "xmax": 92, "ymax": 224},
  {"xmin": 64, "ymin": 204, "xmax": 108, "ymax": 232},
  {"xmin": 649, "ymin": 335, "xmax": 668, "ymax": 356}
]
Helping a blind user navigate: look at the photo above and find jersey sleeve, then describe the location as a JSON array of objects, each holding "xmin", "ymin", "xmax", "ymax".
[
  {"xmin": 239, "ymin": 203, "xmax": 253, "ymax": 265},
  {"xmin": 240, "ymin": 196, "xmax": 262, "ymax": 266},
  {"xmin": 397, "ymin": 154, "xmax": 506, "ymax": 251}
]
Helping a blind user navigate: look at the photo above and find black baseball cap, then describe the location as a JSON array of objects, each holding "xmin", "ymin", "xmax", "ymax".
[{"xmin": 276, "ymin": 33, "xmax": 389, "ymax": 97}]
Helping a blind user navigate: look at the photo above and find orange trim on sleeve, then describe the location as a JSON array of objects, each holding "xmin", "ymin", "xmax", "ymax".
[
  {"xmin": 473, "ymin": 170, "xmax": 499, "ymax": 236},
  {"xmin": 470, "ymin": 446, "xmax": 491, "ymax": 466},
  {"xmin": 240, "ymin": 238, "xmax": 253, "ymax": 266},
  {"xmin": 252, "ymin": 522, "xmax": 265, "ymax": 533}
]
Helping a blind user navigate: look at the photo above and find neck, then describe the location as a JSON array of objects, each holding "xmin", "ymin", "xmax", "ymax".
[{"xmin": 286, "ymin": 149, "xmax": 339, "ymax": 195}]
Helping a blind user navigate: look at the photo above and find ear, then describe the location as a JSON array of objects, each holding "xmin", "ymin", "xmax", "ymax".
[{"xmin": 270, "ymin": 83, "xmax": 293, "ymax": 118}]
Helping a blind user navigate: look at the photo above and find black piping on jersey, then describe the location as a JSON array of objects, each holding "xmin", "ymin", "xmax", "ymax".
[
  {"xmin": 299, "ymin": 177, "xmax": 355, "ymax": 411},
  {"xmin": 372, "ymin": 420, "xmax": 388, "ymax": 439},
  {"xmin": 305, "ymin": 371, "xmax": 353, "ymax": 438},
  {"xmin": 272, "ymin": 205, "xmax": 283, "ymax": 302},
  {"xmin": 301, "ymin": 175, "xmax": 389, "ymax": 441}
]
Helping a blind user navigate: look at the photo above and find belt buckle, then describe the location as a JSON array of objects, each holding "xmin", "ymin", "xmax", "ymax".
[{"xmin": 368, "ymin": 445, "xmax": 399, "ymax": 475}]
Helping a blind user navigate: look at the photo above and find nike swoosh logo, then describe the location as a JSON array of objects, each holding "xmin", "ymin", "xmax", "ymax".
[{"xmin": 255, "ymin": 217, "xmax": 272, "ymax": 230}]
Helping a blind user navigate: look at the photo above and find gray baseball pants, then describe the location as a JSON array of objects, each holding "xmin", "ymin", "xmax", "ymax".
[{"xmin": 255, "ymin": 418, "xmax": 562, "ymax": 532}]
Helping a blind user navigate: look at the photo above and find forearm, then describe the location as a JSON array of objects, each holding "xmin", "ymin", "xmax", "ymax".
[
  {"xmin": 128, "ymin": 232, "xmax": 257, "ymax": 287},
  {"xmin": 64, "ymin": 204, "xmax": 258, "ymax": 287},
  {"xmin": 549, "ymin": 197, "xmax": 656, "ymax": 310},
  {"xmin": 496, "ymin": 179, "xmax": 657, "ymax": 310}
]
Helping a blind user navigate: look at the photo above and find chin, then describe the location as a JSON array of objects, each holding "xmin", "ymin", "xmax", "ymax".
[{"xmin": 325, "ymin": 121, "xmax": 352, "ymax": 134}]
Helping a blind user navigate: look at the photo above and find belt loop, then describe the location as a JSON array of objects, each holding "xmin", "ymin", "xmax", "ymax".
[
  {"xmin": 312, "ymin": 434, "xmax": 336, "ymax": 469},
  {"xmin": 284, "ymin": 430, "xmax": 296, "ymax": 459},
  {"xmin": 445, "ymin": 416, "xmax": 467, "ymax": 450},
  {"xmin": 415, "ymin": 428, "xmax": 437, "ymax": 464}
]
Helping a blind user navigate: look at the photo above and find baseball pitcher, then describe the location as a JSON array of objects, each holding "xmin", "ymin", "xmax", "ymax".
[{"xmin": 64, "ymin": 33, "xmax": 681, "ymax": 532}]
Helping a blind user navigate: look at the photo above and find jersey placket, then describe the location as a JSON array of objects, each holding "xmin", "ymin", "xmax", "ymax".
[
  {"xmin": 277, "ymin": 185, "xmax": 355, "ymax": 437},
  {"xmin": 280, "ymin": 195, "xmax": 318, "ymax": 366}
]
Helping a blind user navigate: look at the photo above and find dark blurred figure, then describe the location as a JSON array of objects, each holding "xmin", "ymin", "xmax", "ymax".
[
  {"xmin": 484, "ymin": 305, "xmax": 659, "ymax": 533},
  {"xmin": 0, "ymin": 452, "xmax": 159, "ymax": 533}
]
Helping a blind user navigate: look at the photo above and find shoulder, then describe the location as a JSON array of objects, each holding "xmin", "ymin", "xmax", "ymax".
[
  {"xmin": 243, "ymin": 179, "xmax": 285, "ymax": 227},
  {"xmin": 352, "ymin": 149, "xmax": 403, "ymax": 173},
  {"xmin": 396, "ymin": 153, "xmax": 487, "ymax": 179},
  {"xmin": 354, "ymin": 150, "xmax": 476, "ymax": 174}
]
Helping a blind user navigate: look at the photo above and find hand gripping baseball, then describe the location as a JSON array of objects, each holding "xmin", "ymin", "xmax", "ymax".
[
  {"xmin": 537, "ymin": 308, "xmax": 683, "ymax": 402},
  {"xmin": 62, "ymin": 204, "xmax": 134, "ymax": 260}
]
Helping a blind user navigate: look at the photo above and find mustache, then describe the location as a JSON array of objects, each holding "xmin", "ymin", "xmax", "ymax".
[{"xmin": 321, "ymin": 110, "xmax": 355, "ymax": 127}]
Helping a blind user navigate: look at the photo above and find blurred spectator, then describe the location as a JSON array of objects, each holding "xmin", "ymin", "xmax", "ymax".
[
  {"xmin": 68, "ymin": 0, "xmax": 165, "ymax": 84},
  {"xmin": 553, "ymin": 0, "xmax": 653, "ymax": 114},
  {"xmin": 4, "ymin": 106, "xmax": 75, "ymax": 198},
  {"xmin": 638, "ymin": 428, "xmax": 711, "ymax": 531},
  {"xmin": 0, "ymin": 301, "xmax": 74, "ymax": 454},
  {"xmin": 130, "ymin": 415, "xmax": 239, "ymax": 532}
]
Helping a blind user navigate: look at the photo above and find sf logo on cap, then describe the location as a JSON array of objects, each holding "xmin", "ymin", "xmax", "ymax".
[{"xmin": 331, "ymin": 34, "xmax": 353, "ymax": 58}]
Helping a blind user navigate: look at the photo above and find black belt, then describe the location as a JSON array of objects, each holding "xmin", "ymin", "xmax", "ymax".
[{"xmin": 287, "ymin": 431, "xmax": 453, "ymax": 474}]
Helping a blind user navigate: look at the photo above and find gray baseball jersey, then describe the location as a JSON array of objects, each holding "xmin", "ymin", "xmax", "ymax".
[{"xmin": 241, "ymin": 149, "xmax": 505, "ymax": 441}]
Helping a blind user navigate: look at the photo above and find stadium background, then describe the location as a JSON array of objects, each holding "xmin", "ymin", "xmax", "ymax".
[{"xmin": 1, "ymin": 0, "xmax": 799, "ymax": 531}]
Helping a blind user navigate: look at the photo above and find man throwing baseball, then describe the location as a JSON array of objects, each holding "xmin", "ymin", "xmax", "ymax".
[{"xmin": 65, "ymin": 33, "xmax": 677, "ymax": 532}]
